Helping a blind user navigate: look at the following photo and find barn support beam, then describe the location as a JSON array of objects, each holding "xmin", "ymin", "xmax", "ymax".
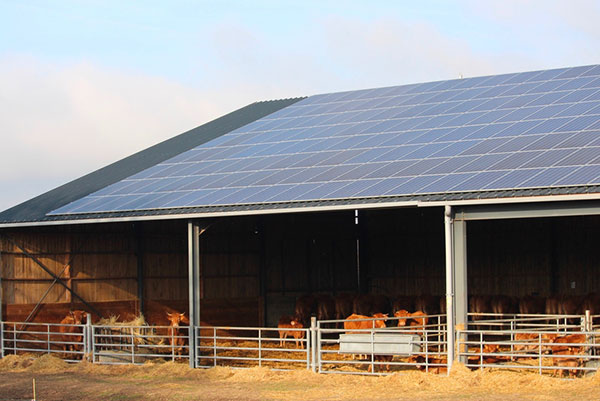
[
  {"xmin": 454, "ymin": 200, "xmax": 600, "ymax": 221},
  {"xmin": 445, "ymin": 206, "xmax": 468, "ymax": 368},
  {"xmin": 453, "ymin": 215, "xmax": 468, "ymax": 364},
  {"xmin": 444, "ymin": 206, "xmax": 455, "ymax": 369},
  {"xmin": 187, "ymin": 220, "xmax": 201, "ymax": 368}
]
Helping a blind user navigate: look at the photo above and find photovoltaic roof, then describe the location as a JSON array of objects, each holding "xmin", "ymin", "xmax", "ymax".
[{"xmin": 50, "ymin": 64, "xmax": 600, "ymax": 216}]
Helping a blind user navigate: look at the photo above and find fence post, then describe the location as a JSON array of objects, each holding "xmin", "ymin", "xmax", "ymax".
[
  {"xmin": 258, "ymin": 329, "xmax": 262, "ymax": 368},
  {"xmin": 213, "ymin": 327, "xmax": 217, "ymax": 367},
  {"xmin": 85, "ymin": 313, "xmax": 92, "ymax": 359},
  {"xmin": 131, "ymin": 327, "xmax": 135, "ymax": 364},
  {"xmin": 47, "ymin": 324, "xmax": 51, "ymax": 355},
  {"xmin": 584, "ymin": 310, "xmax": 591, "ymax": 332},
  {"xmin": 538, "ymin": 333, "xmax": 542, "ymax": 376},
  {"xmin": 305, "ymin": 327, "xmax": 310, "ymax": 371},
  {"xmin": 310, "ymin": 317, "xmax": 317, "ymax": 373},
  {"xmin": 0, "ymin": 322, "xmax": 3, "ymax": 358}
]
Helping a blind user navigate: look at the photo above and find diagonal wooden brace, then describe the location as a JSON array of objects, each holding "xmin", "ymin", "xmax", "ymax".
[{"xmin": 2, "ymin": 234, "xmax": 102, "ymax": 318}]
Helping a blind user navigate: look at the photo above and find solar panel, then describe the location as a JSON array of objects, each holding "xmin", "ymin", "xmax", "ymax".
[{"xmin": 49, "ymin": 64, "xmax": 600, "ymax": 215}]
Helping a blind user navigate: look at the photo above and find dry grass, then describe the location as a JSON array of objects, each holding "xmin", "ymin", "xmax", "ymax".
[{"xmin": 1, "ymin": 354, "xmax": 600, "ymax": 400}]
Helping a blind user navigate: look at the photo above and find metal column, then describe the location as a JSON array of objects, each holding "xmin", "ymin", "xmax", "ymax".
[
  {"xmin": 444, "ymin": 206, "xmax": 455, "ymax": 370},
  {"xmin": 453, "ymin": 213, "xmax": 468, "ymax": 364},
  {"xmin": 188, "ymin": 221, "xmax": 201, "ymax": 368}
]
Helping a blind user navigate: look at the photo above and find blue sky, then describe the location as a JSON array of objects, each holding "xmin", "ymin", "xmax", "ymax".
[{"xmin": 1, "ymin": 0, "xmax": 599, "ymax": 211}]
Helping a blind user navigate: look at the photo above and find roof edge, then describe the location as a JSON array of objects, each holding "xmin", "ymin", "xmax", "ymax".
[{"xmin": 0, "ymin": 97, "xmax": 305, "ymax": 224}]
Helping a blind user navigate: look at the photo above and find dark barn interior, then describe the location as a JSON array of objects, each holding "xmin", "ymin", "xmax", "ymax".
[{"xmin": 2, "ymin": 208, "xmax": 600, "ymax": 327}]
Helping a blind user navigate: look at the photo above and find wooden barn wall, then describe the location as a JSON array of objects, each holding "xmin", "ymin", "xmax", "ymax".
[
  {"xmin": 0, "ymin": 221, "xmax": 191, "ymax": 323},
  {"xmin": 366, "ymin": 208, "xmax": 446, "ymax": 298},
  {"xmin": 3, "ymin": 209, "xmax": 600, "ymax": 325},
  {"xmin": 263, "ymin": 212, "xmax": 357, "ymax": 296},
  {"xmin": 468, "ymin": 215, "xmax": 600, "ymax": 297}
]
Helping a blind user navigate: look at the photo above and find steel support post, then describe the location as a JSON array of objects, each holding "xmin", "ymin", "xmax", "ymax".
[
  {"xmin": 188, "ymin": 221, "xmax": 201, "ymax": 368},
  {"xmin": 453, "ymin": 215, "xmax": 468, "ymax": 364},
  {"xmin": 444, "ymin": 206, "xmax": 455, "ymax": 371}
]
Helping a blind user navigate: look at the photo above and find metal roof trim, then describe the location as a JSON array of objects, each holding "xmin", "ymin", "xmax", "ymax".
[{"xmin": 3, "ymin": 188, "xmax": 600, "ymax": 228}]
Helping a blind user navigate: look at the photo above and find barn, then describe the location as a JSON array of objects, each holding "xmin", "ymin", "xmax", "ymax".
[{"xmin": 2, "ymin": 64, "xmax": 600, "ymax": 374}]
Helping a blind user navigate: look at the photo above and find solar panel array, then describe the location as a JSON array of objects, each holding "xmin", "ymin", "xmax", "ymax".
[{"xmin": 50, "ymin": 65, "xmax": 600, "ymax": 215}]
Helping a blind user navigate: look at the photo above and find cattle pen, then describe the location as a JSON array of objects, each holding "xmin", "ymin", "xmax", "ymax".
[{"xmin": 3, "ymin": 65, "xmax": 600, "ymax": 379}]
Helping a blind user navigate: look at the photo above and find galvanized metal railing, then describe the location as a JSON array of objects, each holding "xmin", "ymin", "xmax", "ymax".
[
  {"xmin": 195, "ymin": 325, "xmax": 310, "ymax": 371},
  {"xmin": 457, "ymin": 328, "xmax": 600, "ymax": 377},
  {"xmin": 91, "ymin": 324, "xmax": 190, "ymax": 365},
  {"xmin": 468, "ymin": 312, "xmax": 586, "ymax": 332},
  {"xmin": 316, "ymin": 314, "xmax": 448, "ymax": 375},
  {"xmin": 0, "ymin": 321, "xmax": 88, "ymax": 362}
]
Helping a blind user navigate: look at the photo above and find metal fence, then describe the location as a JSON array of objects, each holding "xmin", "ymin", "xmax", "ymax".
[
  {"xmin": 195, "ymin": 326, "xmax": 310, "ymax": 371},
  {"xmin": 0, "ymin": 321, "xmax": 88, "ymax": 362},
  {"xmin": 457, "ymin": 328, "xmax": 600, "ymax": 377},
  {"xmin": 92, "ymin": 325, "xmax": 190, "ymax": 365},
  {"xmin": 1, "ymin": 313, "xmax": 599, "ymax": 378},
  {"xmin": 315, "ymin": 314, "xmax": 448, "ymax": 375},
  {"xmin": 468, "ymin": 312, "xmax": 587, "ymax": 332}
]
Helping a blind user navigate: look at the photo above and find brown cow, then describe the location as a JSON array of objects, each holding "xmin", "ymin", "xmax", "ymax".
[
  {"xmin": 409, "ymin": 355, "xmax": 448, "ymax": 374},
  {"xmin": 490, "ymin": 295, "xmax": 517, "ymax": 315},
  {"xmin": 334, "ymin": 294, "xmax": 355, "ymax": 327},
  {"xmin": 470, "ymin": 295, "xmax": 490, "ymax": 320},
  {"xmin": 353, "ymin": 294, "xmax": 390, "ymax": 316},
  {"xmin": 58, "ymin": 310, "xmax": 86, "ymax": 359},
  {"xmin": 392, "ymin": 296, "xmax": 414, "ymax": 315},
  {"xmin": 166, "ymin": 311, "xmax": 189, "ymax": 356},
  {"xmin": 545, "ymin": 296, "xmax": 560, "ymax": 315},
  {"xmin": 316, "ymin": 294, "xmax": 335, "ymax": 321},
  {"xmin": 344, "ymin": 313, "xmax": 389, "ymax": 372},
  {"xmin": 415, "ymin": 295, "xmax": 439, "ymax": 316},
  {"xmin": 295, "ymin": 295, "xmax": 317, "ymax": 327},
  {"xmin": 551, "ymin": 334, "xmax": 587, "ymax": 378},
  {"xmin": 277, "ymin": 315, "xmax": 305, "ymax": 348},
  {"xmin": 512, "ymin": 332, "xmax": 558, "ymax": 359},
  {"xmin": 519, "ymin": 296, "xmax": 545, "ymax": 315},
  {"xmin": 552, "ymin": 349, "xmax": 581, "ymax": 378},
  {"xmin": 581, "ymin": 293, "xmax": 600, "ymax": 315},
  {"xmin": 394, "ymin": 310, "xmax": 428, "ymax": 335},
  {"xmin": 394, "ymin": 310, "xmax": 411, "ymax": 327}
]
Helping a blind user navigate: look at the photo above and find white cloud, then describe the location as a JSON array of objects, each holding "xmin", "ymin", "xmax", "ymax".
[
  {"xmin": 318, "ymin": 17, "xmax": 534, "ymax": 85},
  {"xmin": 0, "ymin": 55, "xmax": 255, "ymax": 211}
]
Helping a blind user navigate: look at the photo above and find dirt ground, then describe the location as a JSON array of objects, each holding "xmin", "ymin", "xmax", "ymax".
[{"xmin": 0, "ymin": 354, "xmax": 599, "ymax": 401}]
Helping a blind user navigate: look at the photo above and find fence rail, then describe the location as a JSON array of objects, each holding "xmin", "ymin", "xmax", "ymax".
[
  {"xmin": 1, "ymin": 313, "xmax": 598, "ymax": 378},
  {"xmin": 315, "ymin": 314, "xmax": 448, "ymax": 375},
  {"xmin": 457, "ymin": 328, "xmax": 600, "ymax": 378},
  {"xmin": 195, "ymin": 326, "xmax": 310, "ymax": 371},
  {"xmin": 92, "ymin": 325, "xmax": 190, "ymax": 365},
  {"xmin": 1, "ymin": 321, "xmax": 88, "ymax": 363}
]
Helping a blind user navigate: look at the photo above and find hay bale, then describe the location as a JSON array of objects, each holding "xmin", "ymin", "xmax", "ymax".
[{"xmin": 27, "ymin": 353, "xmax": 69, "ymax": 373}]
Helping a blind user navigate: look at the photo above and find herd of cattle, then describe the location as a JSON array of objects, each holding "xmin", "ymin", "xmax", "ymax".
[
  {"xmin": 34, "ymin": 292, "xmax": 600, "ymax": 376},
  {"xmin": 274, "ymin": 292, "xmax": 598, "ymax": 377},
  {"xmin": 281, "ymin": 292, "xmax": 600, "ymax": 329}
]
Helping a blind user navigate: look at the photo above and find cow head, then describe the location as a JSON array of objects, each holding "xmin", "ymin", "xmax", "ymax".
[
  {"xmin": 394, "ymin": 310, "xmax": 410, "ymax": 327},
  {"xmin": 372, "ymin": 313, "xmax": 388, "ymax": 329},
  {"xmin": 166, "ymin": 312, "xmax": 188, "ymax": 327},
  {"xmin": 290, "ymin": 317, "xmax": 304, "ymax": 328},
  {"xmin": 69, "ymin": 310, "xmax": 87, "ymax": 324}
]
